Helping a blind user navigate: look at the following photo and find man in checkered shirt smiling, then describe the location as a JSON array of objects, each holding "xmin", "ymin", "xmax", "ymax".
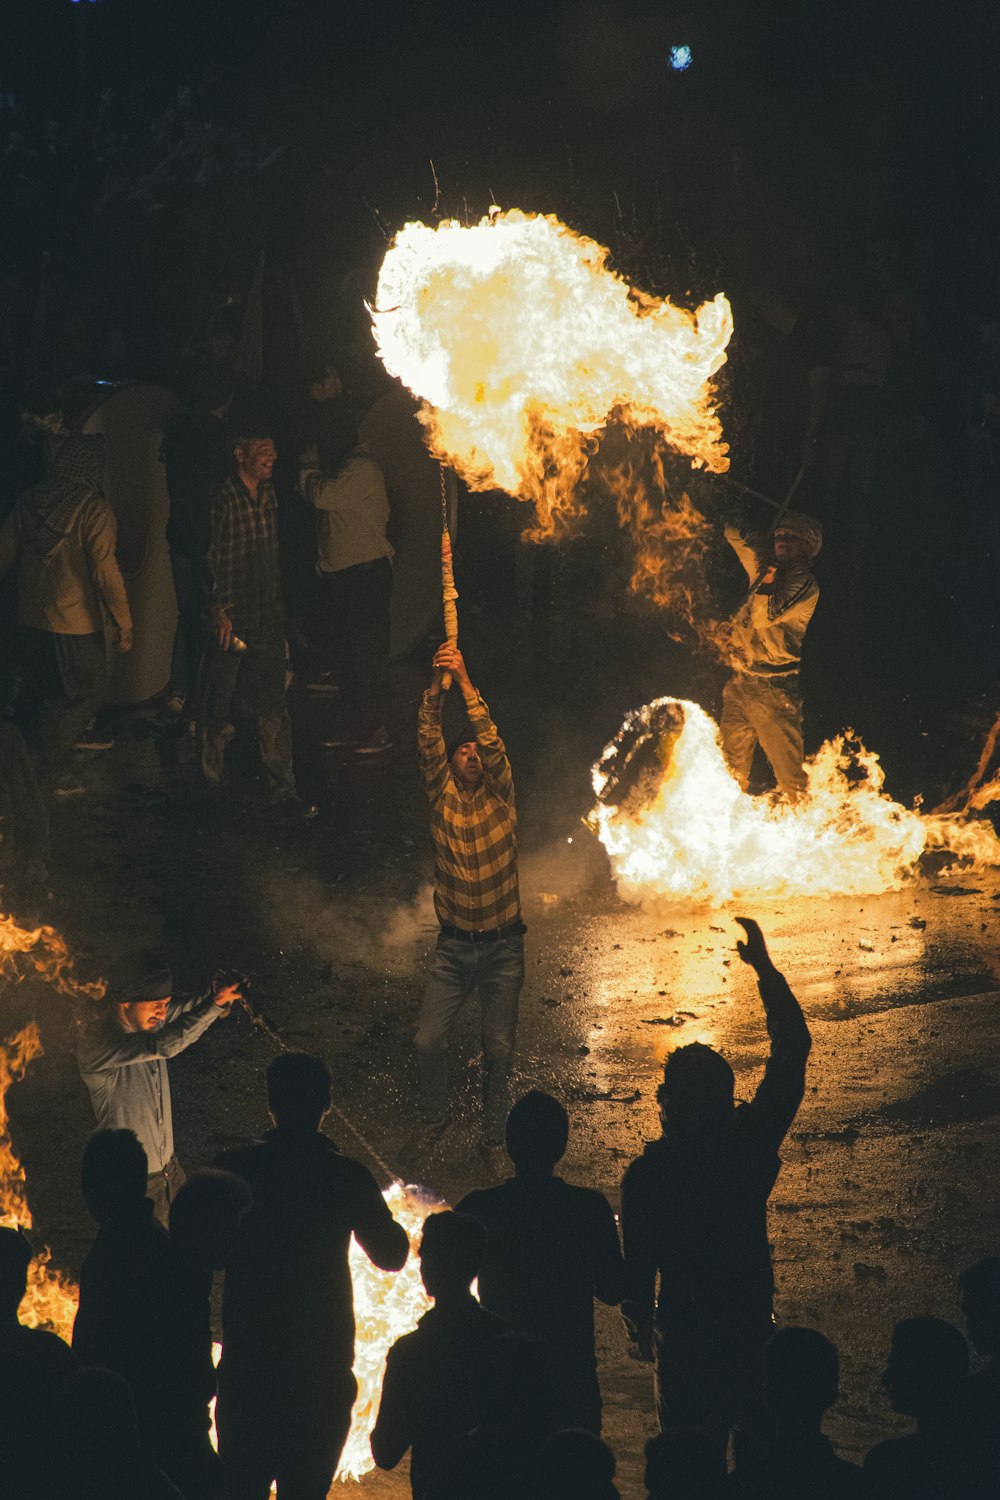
[{"xmin": 415, "ymin": 641, "xmax": 525, "ymax": 1153}]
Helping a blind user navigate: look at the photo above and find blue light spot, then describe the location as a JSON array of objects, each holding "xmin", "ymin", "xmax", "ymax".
[{"xmin": 669, "ymin": 45, "xmax": 693, "ymax": 72}]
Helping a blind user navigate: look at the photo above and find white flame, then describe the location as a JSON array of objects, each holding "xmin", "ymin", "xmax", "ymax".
[
  {"xmin": 591, "ymin": 698, "xmax": 1000, "ymax": 905},
  {"xmin": 372, "ymin": 210, "xmax": 732, "ymax": 531}
]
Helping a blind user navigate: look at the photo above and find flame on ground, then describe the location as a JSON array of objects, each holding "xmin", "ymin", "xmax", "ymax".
[
  {"xmin": 373, "ymin": 210, "xmax": 731, "ymax": 622},
  {"xmin": 337, "ymin": 1185, "xmax": 438, "ymax": 1481},
  {"xmin": 0, "ymin": 910, "xmax": 102, "ymax": 1339},
  {"xmin": 590, "ymin": 697, "xmax": 1000, "ymax": 905}
]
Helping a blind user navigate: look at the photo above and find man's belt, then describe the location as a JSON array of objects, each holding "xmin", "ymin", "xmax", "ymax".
[{"xmin": 439, "ymin": 921, "xmax": 527, "ymax": 943}]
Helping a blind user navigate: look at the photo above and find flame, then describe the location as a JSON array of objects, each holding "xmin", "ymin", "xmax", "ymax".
[
  {"xmin": 590, "ymin": 697, "xmax": 1000, "ymax": 905},
  {"xmin": 372, "ymin": 212, "xmax": 731, "ymax": 586},
  {"xmin": 0, "ymin": 910, "xmax": 103, "ymax": 1339},
  {"xmin": 337, "ymin": 1185, "xmax": 438, "ymax": 1481}
]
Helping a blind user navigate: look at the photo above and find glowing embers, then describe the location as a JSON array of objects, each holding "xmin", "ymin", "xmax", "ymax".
[
  {"xmin": 590, "ymin": 697, "xmax": 1000, "ymax": 906},
  {"xmin": 372, "ymin": 210, "xmax": 732, "ymax": 537}
]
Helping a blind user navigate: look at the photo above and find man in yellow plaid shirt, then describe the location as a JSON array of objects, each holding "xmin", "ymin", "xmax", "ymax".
[{"xmin": 415, "ymin": 642, "xmax": 525, "ymax": 1151}]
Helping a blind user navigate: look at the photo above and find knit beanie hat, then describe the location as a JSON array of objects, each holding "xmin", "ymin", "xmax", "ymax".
[
  {"xmin": 775, "ymin": 511, "xmax": 823, "ymax": 559},
  {"xmin": 108, "ymin": 951, "xmax": 173, "ymax": 1005},
  {"xmin": 446, "ymin": 730, "xmax": 478, "ymax": 762}
]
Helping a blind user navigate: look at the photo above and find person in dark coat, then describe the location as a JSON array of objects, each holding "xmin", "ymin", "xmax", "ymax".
[
  {"xmin": 214, "ymin": 1050, "xmax": 409, "ymax": 1500},
  {"xmin": 864, "ymin": 1318, "xmax": 975, "ymax": 1500},
  {"xmin": 72, "ymin": 1128, "xmax": 210, "ymax": 1493},
  {"xmin": 621, "ymin": 918, "xmax": 811, "ymax": 1464},
  {"xmin": 371, "ymin": 1210, "xmax": 512, "ymax": 1498},
  {"xmin": 456, "ymin": 1090, "xmax": 626, "ymax": 1432},
  {"xmin": 729, "ymin": 1328, "xmax": 868, "ymax": 1497},
  {"xmin": 165, "ymin": 1169, "xmax": 253, "ymax": 1499}
]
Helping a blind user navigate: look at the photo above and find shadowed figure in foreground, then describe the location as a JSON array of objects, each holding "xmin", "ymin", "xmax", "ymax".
[
  {"xmin": 532, "ymin": 1428, "xmax": 620, "ymax": 1500},
  {"xmin": 165, "ymin": 1169, "xmax": 253, "ymax": 1499},
  {"xmin": 371, "ymin": 1210, "xmax": 512, "ymax": 1498},
  {"xmin": 57, "ymin": 1367, "xmax": 183, "ymax": 1500},
  {"xmin": 864, "ymin": 1317, "xmax": 976, "ymax": 1500},
  {"xmin": 423, "ymin": 1329, "xmax": 563, "ymax": 1500},
  {"xmin": 0, "ymin": 1226, "xmax": 80, "ymax": 1499},
  {"xmin": 72, "ymin": 1128, "xmax": 218, "ymax": 1494},
  {"xmin": 456, "ymin": 1089, "xmax": 626, "ymax": 1432},
  {"xmin": 728, "ymin": 1327, "xmax": 868, "ymax": 1497},
  {"xmin": 645, "ymin": 1427, "xmax": 728, "ymax": 1500},
  {"xmin": 214, "ymin": 1050, "xmax": 409, "ymax": 1500},
  {"xmin": 621, "ymin": 918, "xmax": 811, "ymax": 1464},
  {"xmin": 959, "ymin": 1257, "xmax": 1000, "ymax": 1493}
]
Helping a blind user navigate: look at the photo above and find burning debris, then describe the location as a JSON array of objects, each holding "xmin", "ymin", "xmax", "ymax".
[{"xmin": 590, "ymin": 698, "xmax": 1000, "ymax": 906}]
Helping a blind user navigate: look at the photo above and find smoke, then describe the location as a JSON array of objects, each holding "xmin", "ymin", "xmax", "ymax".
[{"xmin": 253, "ymin": 868, "xmax": 437, "ymax": 977}]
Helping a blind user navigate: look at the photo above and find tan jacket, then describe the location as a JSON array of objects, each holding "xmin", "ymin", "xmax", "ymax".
[
  {"xmin": 299, "ymin": 449, "xmax": 393, "ymax": 575},
  {"xmin": 725, "ymin": 525, "xmax": 818, "ymax": 676},
  {"xmin": 0, "ymin": 492, "xmax": 132, "ymax": 636}
]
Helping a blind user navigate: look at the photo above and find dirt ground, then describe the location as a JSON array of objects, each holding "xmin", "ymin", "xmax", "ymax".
[{"xmin": 6, "ymin": 602, "xmax": 1000, "ymax": 1498}]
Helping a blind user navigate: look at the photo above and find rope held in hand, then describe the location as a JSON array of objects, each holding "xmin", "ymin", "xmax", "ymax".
[{"xmin": 439, "ymin": 466, "xmax": 458, "ymax": 688}]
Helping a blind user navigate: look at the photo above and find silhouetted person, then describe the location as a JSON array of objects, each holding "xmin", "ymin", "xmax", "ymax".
[
  {"xmin": 533, "ymin": 1428, "xmax": 620, "ymax": 1500},
  {"xmin": 0, "ymin": 1224, "xmax": 80, "ymax": 1388},
  {"xmin": 0, "ymin": 1227, "xmax": 79, "ymax": 1496},
  {"xmin": 959, "ymin": 1257, "xmax": 1000, "ymax": 1493},
  {"xmin": 729, "ymin": 1328, "xmax": 868, "ymax": 1497},
  {"xmin": 645, "ymin": 1428, "xmax": 727, "ymax": 1500},
  {"xmin": 864, "ymin": 1317, "xmax": 973, "ymax": 1500},
  {"xmin": 72, "ymin": 1128, "xmax": 203, "ymax": 1488},
  {"xmin": 622, "ymin": 918, "xmax": 811, "ymax": 1464},
  {"xmin": 0, "ymin": 1353, "xmax": 57, "ymax": 1500},
  {"xmin": 214, "ymin": 1050, "xmax": 409, "ymax": 1499},
  {"xmin": 457, "ymin": 1090, "xmax": 625, "ymax": 1432},
  {"xmin": 372, "ymin": 1210, "xmax": 512, "ymax": 1498},
  {"xmin": 423, "ymin": 1330, "xmax": 563, "ymax": 1500},
  {"xmin": 57, "ymin": 1367, "xmax": 183, "ymax": 1500},
  {"xmin": 164, "ymin": 1170, "xmax": 253, "ymax": 1499}
]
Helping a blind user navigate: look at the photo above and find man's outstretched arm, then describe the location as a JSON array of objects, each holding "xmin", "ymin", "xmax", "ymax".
[{"xmin": 735, "ymin": 917, "xmax": 812, "ymax": 1151}]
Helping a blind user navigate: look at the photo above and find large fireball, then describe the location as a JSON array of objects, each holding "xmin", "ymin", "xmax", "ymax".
[{"xmin": 372, "ymin": 210, "xmax": 732, "ymax": 534}]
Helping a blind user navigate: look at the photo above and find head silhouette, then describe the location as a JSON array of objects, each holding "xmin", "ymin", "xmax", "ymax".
[
  {"xmin": 658, "ymin": 1042, "xmax": 735, "ymax": 1132},
  {"xmin": 959, "ymin": 1257, "xmax": 1000, "ymax": 1358},
  {"xmin": 266, "ymin": 1050, "xmax": 331, "ymax": 1131},
  {"xmin": 81, "ymin": 1128, "xmax": 148, "ymax": 1223},
  {"xmin": 883, "ymin": 1317, "xmax": 968, "ymax": 1418},
  {"xmin": 765, "ymin": 1327, "xmax": 839, "ymax": 1427},
  {"xmin": 644, "ymin": 1428, "xmax": 726, "ymax": 1500},
  {"xmin": 505, "ymin": 1091, "xmax": 569, "ymax": 1172},
  {"xmin": 419, "ymin": 1211, "xmax": 485, "ymax": 1301},
  {"xmin": 169, "ymin": 1169, "xmax": 252, "ymax": 1270},
  {"xmin": 0, "ymin": 1227, "xmax": 33, "ymax": 1321},
  {"xmin": 535, "ymin": 1429, "xmax": 618, "ymax": 1500}
]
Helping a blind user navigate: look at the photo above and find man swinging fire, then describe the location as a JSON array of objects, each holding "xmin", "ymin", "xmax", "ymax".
[{"xmin": 720, "ymin": 511, "xmax": 823, "ymax": 800}]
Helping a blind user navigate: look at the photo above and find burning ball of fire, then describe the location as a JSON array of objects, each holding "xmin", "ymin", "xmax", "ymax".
[
  {"xmin": 372, "ymin": 210, "xmax": 732, "ymax": 533},
  {"xmin": 590, "ymin": 698, "xmax": 1000, "ymax": 905}
]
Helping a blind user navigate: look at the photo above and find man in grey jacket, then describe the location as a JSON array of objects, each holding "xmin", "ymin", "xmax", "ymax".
[{"xmin": 77, "ymin": 951, "xmax": 241, "ymax": 1224}]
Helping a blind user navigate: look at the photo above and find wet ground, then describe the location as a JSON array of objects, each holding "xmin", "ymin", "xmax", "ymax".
[{"xmin": 6, "ymin": 601, "xmax": 1000, "ymax": 1498}]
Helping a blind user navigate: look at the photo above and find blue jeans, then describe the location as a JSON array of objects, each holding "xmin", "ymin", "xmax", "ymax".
[{"xmin": 416, "ymin": 934, "xmax": 524, "ymax": 1138}]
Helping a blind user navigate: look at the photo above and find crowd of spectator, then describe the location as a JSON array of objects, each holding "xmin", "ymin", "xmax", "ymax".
[{"xmin": 2, "ymin": 922, "xmax": 998, "ymax": 1497}]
